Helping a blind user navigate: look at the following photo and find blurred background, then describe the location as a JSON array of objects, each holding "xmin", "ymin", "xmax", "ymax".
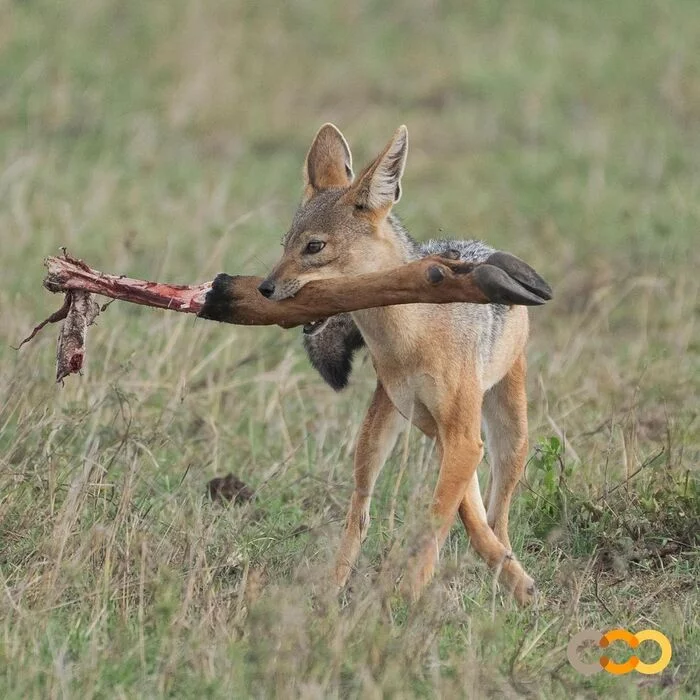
[{"xmin": 1, "ymin": 1, "xmax": 698, "ymax": 696}]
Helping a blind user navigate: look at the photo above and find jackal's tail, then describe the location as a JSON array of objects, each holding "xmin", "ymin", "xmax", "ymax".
[{"xmin": 302, "ymin": 313, "xmax": 365, "ymax": 391}]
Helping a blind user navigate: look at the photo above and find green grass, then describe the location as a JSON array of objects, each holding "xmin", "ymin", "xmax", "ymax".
[{"xmin": 1, "ymin": 0, "xmax": 699, "ymax": 697}]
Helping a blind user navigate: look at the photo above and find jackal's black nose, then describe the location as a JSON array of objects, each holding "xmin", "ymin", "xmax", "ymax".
[{"xmin": 258, "ymin": 279, "xmax": 276, "ymax": 298}]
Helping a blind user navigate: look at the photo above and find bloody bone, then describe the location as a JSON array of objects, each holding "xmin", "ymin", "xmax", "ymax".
[
  {"xmin": 42, "ymin": 255, "xmax": 212, "ymax": 315},
  {"xmin": 23, "ymin": 249, "xmax": 551, "ymax": 382}
]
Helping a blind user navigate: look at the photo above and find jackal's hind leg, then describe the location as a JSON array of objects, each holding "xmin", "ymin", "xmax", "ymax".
[
  {"xmin": 481, "ymin": 352, "xmax": 528, "ymax": 550},
  {"xmin": 334, "ymin": 382, "xmax": 404, "ymax": 589}
]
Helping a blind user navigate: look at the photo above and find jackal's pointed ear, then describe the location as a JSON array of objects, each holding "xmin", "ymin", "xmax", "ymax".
[
  {"xmin": 303, "ymin": 124, "xmax": 353, "ymax": 199},
  {"xmin": 349, "ymin": 126, "xmax": 408, "ymax": 213}
]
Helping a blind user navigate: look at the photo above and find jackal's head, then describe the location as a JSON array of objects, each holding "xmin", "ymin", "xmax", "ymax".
[{"xmin": 258, "ymin": 124, "xmax": 411, "ymax": 301}]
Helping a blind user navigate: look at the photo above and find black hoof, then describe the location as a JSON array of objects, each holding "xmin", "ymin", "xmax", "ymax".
[
  {"xmin": 473, "ymin": 265, "xmax": 549, "ymax": 306},
  {"xmin": 485, "ymin": 251, "xmax": 553, "ymax": 301}
]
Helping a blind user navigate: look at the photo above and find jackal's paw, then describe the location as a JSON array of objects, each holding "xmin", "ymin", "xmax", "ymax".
[
  {"xmin": 398, "ymin": 567, "xmax": 429, "ymax": 603},
  {"xmin": 512, "ymin": 573, "xmax": 537, "ymax": 606},
  {"xmin": 333, "ymin": 567, "xmax": 349, "ymax": 591},
  {"xmin": 499, "ymin": 556, "xmax": 537, "ymax": 606},
  {"xmin": 400, "ymin": 537, "xmax": 439, "ymax": 602}
]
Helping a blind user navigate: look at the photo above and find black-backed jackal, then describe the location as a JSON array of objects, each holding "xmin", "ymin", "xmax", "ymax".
[{"xmin": 259, "ymin": 124, "xmax": 537, "ymax": 604}]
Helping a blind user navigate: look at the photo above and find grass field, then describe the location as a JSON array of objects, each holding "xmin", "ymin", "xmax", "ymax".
[{"xmin": 1, "ymin": 0, "xmax": 699, "ymax": 697}]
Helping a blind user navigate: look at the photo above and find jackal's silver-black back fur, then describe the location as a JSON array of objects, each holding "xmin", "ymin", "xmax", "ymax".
[{"xmin": 303, "ymin": 235, "xmax": 504, "ymax": 390}]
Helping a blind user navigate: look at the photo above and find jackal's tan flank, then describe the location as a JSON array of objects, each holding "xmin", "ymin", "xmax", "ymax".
[{"xmin": 259, "ymin": 124, "xmax": 536, "ymax": 604}]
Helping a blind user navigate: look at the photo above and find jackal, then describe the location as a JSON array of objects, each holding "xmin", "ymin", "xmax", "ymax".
[{"xmin": 259, "ymin": 124, "xmax": 536, "ymax": 604}]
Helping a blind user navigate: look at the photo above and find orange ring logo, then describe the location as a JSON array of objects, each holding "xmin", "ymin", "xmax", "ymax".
[{"xmin": 567, "ymin": 628, "xmax": 672, "ymax": 676}]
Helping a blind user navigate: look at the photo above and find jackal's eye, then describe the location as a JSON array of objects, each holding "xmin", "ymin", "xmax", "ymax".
[{"xmin": 304, "ymin": 240, "xmax": 325, "ymax": 254}]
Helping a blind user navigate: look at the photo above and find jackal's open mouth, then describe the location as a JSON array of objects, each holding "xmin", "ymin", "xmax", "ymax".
[{"xmin": 302, "ymin": 318, "xmax": 329, "ymax": 336}]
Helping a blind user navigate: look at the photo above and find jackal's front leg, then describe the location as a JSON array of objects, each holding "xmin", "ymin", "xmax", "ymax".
[
  {"xmin": 404, "ymin": 431, "xmax": 483, "ymax": 598},
  {"xmin": 458, "ymin": 475, "xmax": 536, "ymax": 605},
  {"xmin": 405, "ymin": 414, "xmax": 536, "ymax": 605},
  {"xmin": 334, "ymin": 383, "xmax": 403, "ymax": 589}
]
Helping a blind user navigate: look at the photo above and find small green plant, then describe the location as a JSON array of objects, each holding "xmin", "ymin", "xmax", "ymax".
[
  {"xmin": 532, "ymin": 437, "xmax": 567, "ymax": 500},
  {"xmin": 522, "ymin": 436, "xmax": 573, "ymax": 539}
]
